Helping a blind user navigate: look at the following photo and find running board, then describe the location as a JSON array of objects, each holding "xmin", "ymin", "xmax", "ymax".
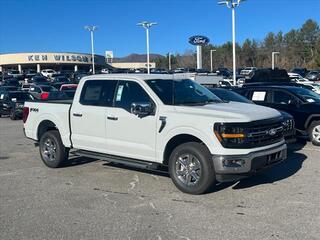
[{"xmin": 72, "ymin": 150, "xmax": 162, "ymax": 171}]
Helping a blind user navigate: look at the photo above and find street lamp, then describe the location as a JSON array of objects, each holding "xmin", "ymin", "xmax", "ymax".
[
  {"xmin": 272, "ymin": 52, "xmax": 280, "ymax": 70},
  {"xmin": 210, "ymin": 49, "xmax": 217, "ymax": 72},
  {"xmin": 137, "ymin": 21, "xmax": 157, "ymax": 74},
  {"xmin": 218, "ymin": 0, "xmax": 245, "ymax": 85},
  {"xmin": 168, "ymin": 52, "xmax": 172, "ymax": 71},
  {"xmin": 84, "ymin": 25, "xmax": 98, "ymax": 74}
]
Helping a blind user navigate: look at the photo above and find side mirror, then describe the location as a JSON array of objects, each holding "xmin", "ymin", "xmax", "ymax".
[{"xmin": 131, "ymin": 102, "xmax": 154, "ymax": 116}]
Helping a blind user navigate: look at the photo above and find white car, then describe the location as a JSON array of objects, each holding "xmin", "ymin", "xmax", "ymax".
[
  {"xmin": 41, "ymin": 69, "xmax": 56, "ymax": 78},
  {"xmin": 304, "ymin": 83, "xmax": 320, "ymax": 94},
  {"xmin": 23, "ymin": 74, "xmax": 287, "ymax": 194},
  {"xmin": 240, "ymin": 67, "xmax": 257, "ymax": 76}
]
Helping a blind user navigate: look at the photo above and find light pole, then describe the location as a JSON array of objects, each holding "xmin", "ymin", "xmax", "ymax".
[
  {"xmin": 84, "ymin": 25, "xmax": 98, "ymax": 74},
  {"xmin": 137, "ymin": 21, "xmax": 157, "ymax": 74},
  {"xmin": 210, "ymin": 49, "xmax": 217, "ymax": 72},
  {"xmin": 218, "ymin": 0, "xmax": 245, "ymax": 85},
  {"xmin": 168, "ymin": 53, "xmax": 172, "ymax": 71},
  {"xmin": 272, "ymin": 52, "xmax": 280, "ymax": 70}
]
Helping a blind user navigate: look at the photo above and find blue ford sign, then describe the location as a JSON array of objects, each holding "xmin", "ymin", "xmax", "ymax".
[{"xmin": 189, "ymin": 35, "xmax": 210, "ymax": 46}]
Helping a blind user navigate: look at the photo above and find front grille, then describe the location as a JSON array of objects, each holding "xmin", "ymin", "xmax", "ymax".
[
  {"xmin": 245, "ymin": 121, "xmax": 284, "ymax": 148},
  {"xmin": 218, "ymin": 117, "xmax": 285, "ymax": 149}
]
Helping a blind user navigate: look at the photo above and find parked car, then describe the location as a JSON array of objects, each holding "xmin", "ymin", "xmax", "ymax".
[
  {"xmin": 240, "ymin": 67, "xmax": 257, "ymax": 76},
  {"xmin": 291, "ymin": 77, "xmax": 313, "ymax": 85},
  {"xmin": 21, "ymin": 84, "xmax": 31, "ymax": 91},
  {"xmin": 302, "ymin": 83, "xmax": 320, "ymax": 94},
  {"xmin": 29, "ymin": 85, "xmax": 58, "ymax": 100},
  {"xmin": 306, "ymin": 71, "xmax": 320, "ymax": 81},
  {"xmin": 29, "ymin": 76, "xmax": 50, "ymax": 85},
  {"xmin": 1, "ymin": 78, "xmax": 20, "ymax": 87},
  {"xmin": 73, "ymin": 73, "xmax": 88, "ymax": 83},
  {"xmin": 23, "ymin": 69, "xmax": 37, "ymax": 79},
  {"xmin": 23, "ymin": 74, "xmax": 287, "ymax": 194},
  {"xmin": 291, "ymin": 68, "xmax": 309, "ymax": 78},
  {"xmin": 208, "ymin": 87, "xmax": 296, "ymax": 143},
  {"xmin": 235, "ymin": 85, "xmax": 320, "ymax": 146},
  {"xmin": 7, "ymin": 70, "xmax": 24, "ymax": 80},
  {"xmin": 59, "ymin": 84, "xmax": 78, "ymax": 99},
  {"xmin": 0, "ymin": 86, "xmax": 19, "ymax": 93},
  {"xmin": 41, "ymin": 69, "xmax": 56, "ymax": 78},
  {"xmin": 0, "ymin": 91, "xmax": 33, "ymax": 119}
]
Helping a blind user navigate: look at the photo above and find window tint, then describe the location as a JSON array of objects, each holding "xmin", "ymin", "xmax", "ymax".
[
  {"xmin": 114, "ymin": 81, "xmax": 151, "ymax": 111},
  {"xmin": 273, "ymin": 91, "xmax": 297, "ymax": 104},
  {"xmin": 80, "ymin": 80, "xmax": 117, "ymax": 106}
]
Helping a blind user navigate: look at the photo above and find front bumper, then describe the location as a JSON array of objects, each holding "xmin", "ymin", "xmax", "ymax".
[{"xmin": 212, "ymin": 143, "xmax": 287, "ymax": 182}]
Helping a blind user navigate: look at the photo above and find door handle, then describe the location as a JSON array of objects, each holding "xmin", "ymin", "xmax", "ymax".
[
  {"xmin": 107, "ymin": 116, "xmax": 118, "ymax": 121},
  {"xmin": 73, "ymin": 113, "xmax": 83, "ymax": 117}
]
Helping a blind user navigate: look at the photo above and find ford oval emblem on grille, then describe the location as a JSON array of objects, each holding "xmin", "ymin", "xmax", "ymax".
[{"xmin": 268, "ymin": 128, "xmax": 277, "ymax": 136}]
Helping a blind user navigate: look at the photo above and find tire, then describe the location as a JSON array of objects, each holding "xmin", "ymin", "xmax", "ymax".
[
  {"xmin": 308, "ymin": 121, "xmax": 320, "ymax": 146},
  {"xmin": 10, "ymin": 110, "xmax": 17, "ymax": 120},
  {"xmin": 168, "ymin": 142, "xmax": 215, "ymax": 195},
  {"xmin": 39, "ymin": 130, "xmax": 69, "ymax": 168}
]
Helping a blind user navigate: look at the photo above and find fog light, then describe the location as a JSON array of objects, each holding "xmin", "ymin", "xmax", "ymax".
[{"xmin": 223, "ymin": 159, "xmax": 245, "ymax": 168}]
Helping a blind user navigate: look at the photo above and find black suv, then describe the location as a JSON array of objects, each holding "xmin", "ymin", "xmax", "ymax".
[
  {"xmin": 235, "ymin": 85, "xmax": 320, "ymax": 145},
  {"xmin": 0, "ymin": 91, "xmax": 33, "ymax": 120}
]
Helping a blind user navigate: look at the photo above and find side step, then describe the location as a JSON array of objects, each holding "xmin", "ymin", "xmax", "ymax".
[{"xmin": 72, "ymin": 150, "xmax": 163, "ymax": 171}]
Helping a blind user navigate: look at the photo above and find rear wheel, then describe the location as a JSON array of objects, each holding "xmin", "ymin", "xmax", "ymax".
[
  {"xmin": 10, "ymin": 110, "xmax": 17, "ymax": 120},
  {"xmin": 169, "ymin": 142, "xmax": 215, "ymax": 195},
  {"xmin": 39, "ymin": 130, "xmax": 69, "ymax": 168},
  {"xmin": 308, "ymin": 121, "xmax": 320, "ymax": 146}
]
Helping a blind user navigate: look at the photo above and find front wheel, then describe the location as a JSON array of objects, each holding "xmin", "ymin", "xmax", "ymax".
[
  {"xmin": 39, "ymin": 130, "xmax": 69, "ymax": 168},
  {"xmin": 169, "ymin": 142, "xmax": 215, "ymax": 195},
  {"xmin": 308, "ymin": 121, "xmax": 320, "ymax": 146}
]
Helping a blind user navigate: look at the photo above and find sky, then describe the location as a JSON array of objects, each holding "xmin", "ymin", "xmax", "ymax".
[{"xmin": 0, "ymin": 0, "xmax": 319, "ymax": 58}]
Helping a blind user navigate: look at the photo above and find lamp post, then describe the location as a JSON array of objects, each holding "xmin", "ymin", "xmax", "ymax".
[
  {"xmin": 218, "ymin": 0, "xmax": 245, "ymax": 85},
  {"xmin": 84, "ymin": 25, "xmax": 98, "ymax": 74},
  {"xmin": 210, "ymin": 49, "xmax": 217, "ymax": 72},
  {"xmin": 168, "ymin": 53, "xmax": 172, "ymax": 71},
  {"xmin": 137, "ymin": 21, "xmax": 157, "ymax": 74},
  {"xmin": 272, "ymin": 52, "xmax": 280, "ymax": 70}
]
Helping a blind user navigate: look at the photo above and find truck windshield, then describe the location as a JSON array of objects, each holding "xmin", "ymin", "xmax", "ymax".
[
  {"xmin": 146, "ymin": 79, "xmax": 222, "ymax": 105},
  {"xmin": 290, "ymin": 87, "xmax": 320, "ymax": 103}
]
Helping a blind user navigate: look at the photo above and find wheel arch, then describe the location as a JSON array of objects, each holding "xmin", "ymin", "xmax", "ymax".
[
  {"xmin": 37, "ymin": 120, "xmax": 58, "ymax": 141},
  {"xmin": 305, "ymin": 114, "xmax": 320, "ymax": 129},
  {"xmin": 162, "ymin": 134, "xmax": 210, "ymax": 166}
]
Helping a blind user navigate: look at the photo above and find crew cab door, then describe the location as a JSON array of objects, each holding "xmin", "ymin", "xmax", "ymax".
[
  {"xmin": 71, "ymin": 80, "xmax": 117, "ymax": 152},
  {"xmin": 106, "ymin": 80, "xmax": 157, "ymax": 162}
]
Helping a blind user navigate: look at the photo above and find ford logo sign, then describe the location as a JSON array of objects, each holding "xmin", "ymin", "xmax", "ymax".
[
  {"xmin": 268, "ymin": 128, "xmax": 277, "ymax": 136},
  {"xmin": 189, "ymin": 35, "xmax": 210, "ymax": 46}
]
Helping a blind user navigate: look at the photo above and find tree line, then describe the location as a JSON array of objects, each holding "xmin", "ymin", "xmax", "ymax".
[{"xmin": 154, "ymin": 19, "xmax": 320, "ymax": 71}]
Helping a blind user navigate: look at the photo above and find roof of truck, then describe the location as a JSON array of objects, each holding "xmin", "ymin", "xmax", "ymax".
[{"xmin": 82, "ymin": 73, "xmax": 192, "ymax": 81}]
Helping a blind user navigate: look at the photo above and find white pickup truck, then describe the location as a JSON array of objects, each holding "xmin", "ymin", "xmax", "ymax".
[{"xmin": 23, "ymin": 74, "xmax": 287, "ymax": 194}]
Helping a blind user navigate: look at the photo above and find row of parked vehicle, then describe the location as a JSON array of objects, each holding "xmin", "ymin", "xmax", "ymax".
[{"xmin": 0, "ymin": 69, "xmax": 81, "ymax": 120}]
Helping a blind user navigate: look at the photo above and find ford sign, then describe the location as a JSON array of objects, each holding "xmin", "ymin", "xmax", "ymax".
[{"xmin": 189, "ymin": 35, "xmax": 210, "ymax": 46}]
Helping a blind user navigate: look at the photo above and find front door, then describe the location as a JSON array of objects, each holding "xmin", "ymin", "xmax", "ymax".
[{"xmin": 106, "ymin": 80, "xmax": 157, "ymax": 162}]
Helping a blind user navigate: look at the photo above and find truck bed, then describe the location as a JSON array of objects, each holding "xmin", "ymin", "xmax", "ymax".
[{"xmin": 24, "ymin": 100, "xmax": 72, "ymax": 147}]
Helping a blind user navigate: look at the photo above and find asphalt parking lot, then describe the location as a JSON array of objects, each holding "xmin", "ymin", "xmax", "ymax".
[{"xmin": 0, "ymin": 117, "xmax": 319, "ymax": 240}]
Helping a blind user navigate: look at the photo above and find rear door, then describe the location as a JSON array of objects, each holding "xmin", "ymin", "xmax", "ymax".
[
  {"xmin": 106, "ymin": 80, "xmax": 157, "ymax": 162},
  {"xmin": 71, "ymin": 80, "xmax": 117, "ymax": 152}
]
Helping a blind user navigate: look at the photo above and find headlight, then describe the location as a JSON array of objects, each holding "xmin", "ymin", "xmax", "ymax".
[{"xmin": 214, "ymin": 123, "xmax": 246, "ymax": 146}]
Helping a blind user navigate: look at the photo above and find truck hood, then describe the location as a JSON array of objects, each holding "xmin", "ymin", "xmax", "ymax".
[{"xmin": 175, "ymin": 102, "xmax": 281, "ymax": 122}]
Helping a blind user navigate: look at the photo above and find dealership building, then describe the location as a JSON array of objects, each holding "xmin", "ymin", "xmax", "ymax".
[{"xmin": 0, "ymin": 52, "xmax": 108, "ymax": 73}]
